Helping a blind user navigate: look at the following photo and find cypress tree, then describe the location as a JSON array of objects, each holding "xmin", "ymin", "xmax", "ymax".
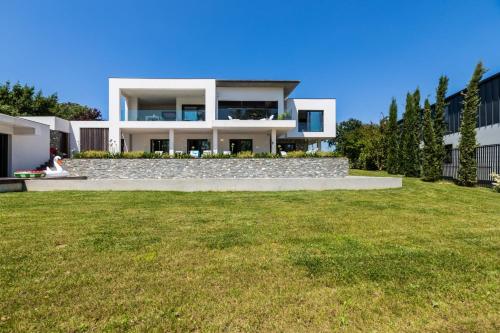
[
  {"xmin": 457, "ymin": 62, "xmax": 485, "ymax": 186},
  {"xmin": 433, "ymin": 76, "xmax": 449, "ymax": 178},
  {"xmin": 401, "ymin": 91, "xmax": 421, "ymax": 177},
  {"xmin": 386, "ymin": 98, "xmax": 399, "ymax": 174},
  {"xmin": 422, "ymin": 98, "xmax": 440, "ymax": 181}
]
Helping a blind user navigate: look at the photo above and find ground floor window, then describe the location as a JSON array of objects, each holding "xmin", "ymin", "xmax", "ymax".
[
  {"xmin": 150, "ymin": 139, "xmax": 169, "ymax": 153},
  {"xmin": 278, "ymin": 142, "xmax": 296, "ymax": 152},
  {"xmin": 187, "ymin": 139, "xmax": 210, "ymax": 156},
  {"xmin": 229, "ymin": 139, "xmax": 253, "ymax": 154}
]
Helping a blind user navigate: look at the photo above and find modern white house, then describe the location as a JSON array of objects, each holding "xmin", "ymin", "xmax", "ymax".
[
  {"xmin": 69, "ymin": 78, "xmax": 336, "ymax": 155},
  {"xmin": 0, "ymin": 78, "xmax": 336, "ymax": 176}
]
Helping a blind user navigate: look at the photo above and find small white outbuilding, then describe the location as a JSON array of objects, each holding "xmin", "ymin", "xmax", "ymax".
[{"xmin": 0, "ymin": 113, "xmax": 50, "ymax": 177}]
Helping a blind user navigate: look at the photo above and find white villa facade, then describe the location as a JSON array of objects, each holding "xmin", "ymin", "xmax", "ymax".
[{"xmin": 71, "ymin": 78, "xmax": 336, "ymax": 155}]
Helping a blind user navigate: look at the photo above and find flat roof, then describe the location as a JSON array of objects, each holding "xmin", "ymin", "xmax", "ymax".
[{"xmin": 216, "ymin": 80, "xmax": 300, "ymax": 97}]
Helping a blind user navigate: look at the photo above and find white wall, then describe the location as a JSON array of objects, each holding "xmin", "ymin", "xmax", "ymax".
[
  {"xmin": 11, "ymin": 130, "xmax": 50, "ymax": 173},
  {"xmin": 216, "ymin": 87, "xmax": 285, "ymax": 117},
  {"xmin": 21, "ymin": 116, "xmax": 70, "ymax": 133},
  {"xmin": 284, "ymin": 98, "xmax": 336, "ymax": 139},
  {"xmin": 444, "ymin": 123, "xmax": 500, "ymax": 148}
]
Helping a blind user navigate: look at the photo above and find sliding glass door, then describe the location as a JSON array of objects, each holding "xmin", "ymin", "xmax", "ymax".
[
  {"xmin": 150, "ymin": 139, "xmax": 169, "ymax": 153},
  {"xmin": 229, "ymin": 139, "xmax": 253, "ymax": 154}
]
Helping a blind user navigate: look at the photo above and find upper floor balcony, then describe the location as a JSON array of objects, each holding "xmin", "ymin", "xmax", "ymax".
[
  {"xmin": 217, "ymin": 101, "xmax": 291, "ymax": 120},
  {"xmin": 127, "ymin": 107, "xmax": 205, "ymax": 121}
]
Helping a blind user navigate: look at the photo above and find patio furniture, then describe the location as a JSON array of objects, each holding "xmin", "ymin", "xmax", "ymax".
[
  {"xmin": 202, "ymin": 150, "xmax": 212, "ymax": 156},
  {"xmin": 280, "ymin": 151, "xmax": 287, "ymax": 157},
  {"xmin": 190, "ymin": 150, "xmax": 200, "ymax": 158},
  {"xmin": 223, "ymin": 150, "xmax": 231, "ymax": 155}
]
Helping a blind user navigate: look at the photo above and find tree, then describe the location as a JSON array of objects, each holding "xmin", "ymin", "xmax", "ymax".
[
  {"xmin": 357, "ymin": 123, "xmax": 386, "ymax": 170},
  {"xmin": 422, "ymin": 98, "xmax": 440, "ymax": 181},
  {"xmin": 433, "ymin": 76, "xmax": 449, "ymax": 179},
  {"xmin": 401, "ymin": 91, "xmax": 421, "ymax": 177},
  {"xmin": 386, "ymin": 98, "xmax": 399, "ymax": 174},
  {"xmin": 0, "ymin": 80, "xmax": 101, "ymax": 120},
  {"xmin": 54, "ymin": 103, "xmax": 102, "ymax": 120},
  {"xmin": 457, "ymin": 62, "xmax": 485, "ymax": 186},
  {"xmin": 334, "ymin": 118, "xmax": 363, "ymax": 164}
]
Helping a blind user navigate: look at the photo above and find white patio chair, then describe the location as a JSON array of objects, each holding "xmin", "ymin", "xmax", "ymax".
[
  {"xmin": 223, "ymin": 150, "xmax": 231, "ymax": 155},
  {"xmin": 228, "ymin": 116, "xmax": 233, "ymax": 120},
  {"xmin": 268, "ymin": 115, "xmax": 274, "ymax": 120},
  {"xmin": 280, "ymin": 151, "xmax": 287, "ymax": 157}
]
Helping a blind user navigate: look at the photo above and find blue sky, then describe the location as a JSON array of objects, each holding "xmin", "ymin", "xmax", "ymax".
[{"xmin": 1, "ymin": 0, "xmax": 499, "ymax": 122}]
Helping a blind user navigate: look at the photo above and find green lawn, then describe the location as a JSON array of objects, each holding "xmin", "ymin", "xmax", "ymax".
[{"xmin": 0, "ymin": 171, "xmax": 499, "ymax": 332}]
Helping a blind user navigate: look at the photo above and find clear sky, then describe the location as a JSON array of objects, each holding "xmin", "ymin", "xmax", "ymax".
[{"xmin": 1, "ymin": 0, "xmax": 499, "ymax": 122}]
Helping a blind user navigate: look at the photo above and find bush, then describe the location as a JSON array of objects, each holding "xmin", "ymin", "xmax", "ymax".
[
  {"xmin": 73, "ymin": 150, "xmax": 113, "ymax": 159},
  {"xmin": 254, "ymin": 152, "xmax": 280, "ymax": 158},
  {"xmin": 171, "ymin": 152, "xmax": 193, "ymax": 159},
  {"xmin": 201, "ymin": 153, "xmax": 231, "ymax": 159},
  {"xmin": 492, "ymin": 173, "xmax": 500, "ymax": 193},
  {"xmin": 121, "ymin": 151, "xmax": 146, "ymax": 159},
  {"xmin": 236, "ymin": 151, "xmax": 254, "ymax": 159},
  {"xmin": 284, "ymin": 151, "xmax": 306, "ymax": 158}
]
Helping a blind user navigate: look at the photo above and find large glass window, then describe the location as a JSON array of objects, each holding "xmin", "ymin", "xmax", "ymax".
[
  {"xmin": 229, "ymin": 139, "xmax": 253, "ymax": 154},
  {"xmin": 218, "ymin": 101, "xmax": 278, "ymax": 120},
  {"xmin": 150, "ymin": 139, "xmax": 169, "ymax": 153},
  {"xmin": 298, "ymin": 110, "xmax": 324, "ymax": 132},
  {"xmin": 182, "ymin": 105, "xmax": 205, "ymax": 121}
]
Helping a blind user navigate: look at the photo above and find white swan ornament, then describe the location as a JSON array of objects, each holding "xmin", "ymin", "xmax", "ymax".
[{"xmin": 45, "ymin": 156, "xmax": 70, "ymax": 178}]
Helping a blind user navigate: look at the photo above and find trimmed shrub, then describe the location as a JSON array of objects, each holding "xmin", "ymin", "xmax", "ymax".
[
  {"xmin": 73, "ymin": 150, "xmax": 113, "ymax": 159},
  {"xmin": 254, "ymin": 152, "xmax": 280, "ymax": 158},
  {"xmin": 285, "ymin": 151, "xmax": 306, "ymax": 158},
  {"xmin": 236, "ymin": 151, "xmax": 254, "ymax": 159}
]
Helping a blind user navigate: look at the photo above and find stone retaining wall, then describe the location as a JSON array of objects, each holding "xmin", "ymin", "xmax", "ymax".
[{"xmin": 63, "ymin": 158, "xmax": 349, "ymax": 179}]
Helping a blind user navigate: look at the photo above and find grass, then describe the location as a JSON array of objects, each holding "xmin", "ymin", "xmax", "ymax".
[{"xmin": 0, "ymin": 171, "xmax": 499, "ymax": 332}]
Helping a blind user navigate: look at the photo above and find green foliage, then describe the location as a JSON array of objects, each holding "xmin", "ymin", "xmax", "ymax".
[
  {"xmin": 54, "ymin": 102, "xmax": 102, "ymax": 120},
  {"xmin": 401, "ymin": 91, "xmax": 421, "ymax": 177},
  {"xmin": 357, "ymin": 123, "xmax": 386, "ymax": 170},
  {"xmin": 73, "ymin": 150, "xmax": 114, "ymax": 159},
  {"xmin": 422, "ymin": 99, "xmax": 441, "ymax": 181},
  {"xmin": 386, "ymin": 98, "xmax": 399, "ymax": 174},
  {"xmin": 433, "ymin": 76, "xmax": 449, "ymax": 177},
  {"xmin": 284, "ymin": 151, "xmax": 306, "ymax": 158},
  {"xmin": 253, "ymin": 152, "xmax": 280, "ymax": 158},
  {"xmin": 0, "ymin": 81, "xmax": 101, "ymax": 120},
  {"xmin": 457, "ymin": 62, "xmax": 485, "ymax": 186},
  {"xmin": 201, "ymin": 153, "xmax": 231, "ymax": 159},
  {"xmin": 235, "ymin": 151, "xmax": 254, "ymax": 158},
  {"xmin": 334, "ymin": 118, "xmax": 363, "ymax": 163},
  {"xmin": 277, "ymin": 111, "xmax": 291, "ymax": 120}
]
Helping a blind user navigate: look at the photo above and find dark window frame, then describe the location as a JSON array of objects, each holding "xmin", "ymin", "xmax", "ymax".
[
  {"xmin": 298, "ymin": 110, "xmax": 324, "ymax": 132},
  {"xmin": 150, "ymin": 139, "xmax": 169, "ymax": 152}
]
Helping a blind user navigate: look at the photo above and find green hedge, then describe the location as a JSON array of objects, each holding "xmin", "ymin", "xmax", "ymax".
[{"xmin": 72, "ymin": 150, "xmax": 343, "ymax": 159}]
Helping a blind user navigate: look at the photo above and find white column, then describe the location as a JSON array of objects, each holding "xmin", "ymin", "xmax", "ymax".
[
  {"xmin": 169, "ymin": 129, "xmax": 175, "ymax": 155},
  {"xmin": 212, "ymin": 129, "xmax": 218, "ymax": 154},
  {"xmin": 271, "ymin": 129, "xmax": 277, "ymax": 154}
]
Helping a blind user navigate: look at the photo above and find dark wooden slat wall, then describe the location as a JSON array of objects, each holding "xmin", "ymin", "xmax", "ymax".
[{"xmin": 80, "ymin": 128, "xmax": 109, "ymax": 151}]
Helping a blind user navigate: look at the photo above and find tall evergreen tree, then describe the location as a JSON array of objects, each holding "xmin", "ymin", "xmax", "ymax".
[
  {"xmin": 422, "ymin": 99, "xmax": 440, "ymax": 181},
  {"xmin": 457, "ymin": 62, "xmax": 485, "ymax": 186},
  {"xmin": 433, "ymin": 76, "xmax": 449, "ymax": 178},
  {"xmin": 386, "ymin": 98, "xmax": 399, "ymax": 174},
  {"xmin": 401, "ymin": 91, "xmax": 421, "ymax": 177}
]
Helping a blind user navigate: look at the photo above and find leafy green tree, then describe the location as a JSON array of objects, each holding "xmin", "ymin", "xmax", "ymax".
[
  {"xmin": 386, "ymin": 98, "xmax": 399, "ymax": 174},
  {"xmin": 0, "ymin": 81, "xmax": 101, "ymax": 120},
  {"xmin": 422, "ymin": 99, "xmax": 440, "ymax": 181},
  {"xmin": 54, "ymin": 102, "xmax": 102, "ymax": 120},
  {"xmin": 334, "ymin": 118, "xmax": 363, "ymax": 163},
  {"xmin": 457, "ymin": 62, "xmax": 485, "ymax": 186},
  {"xmin": 357, "ymin": 123, "xmax": 386, "ymax": 170},
  {"xmin": 401, "ymin": 91, "xmax": 421, "ymax": 177},
  {"xmin": 433, "ymin": 76, "xmax": 449, "ymax": 178}
]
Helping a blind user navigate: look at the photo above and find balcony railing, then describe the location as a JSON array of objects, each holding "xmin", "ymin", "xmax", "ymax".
[
  {"xmin": 127, "ymin": 109, "xmax": 205, "ymax": 121},
  {"xmin": 217, "ymin": 108, "xmax": 290, "ymax": 120}
]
